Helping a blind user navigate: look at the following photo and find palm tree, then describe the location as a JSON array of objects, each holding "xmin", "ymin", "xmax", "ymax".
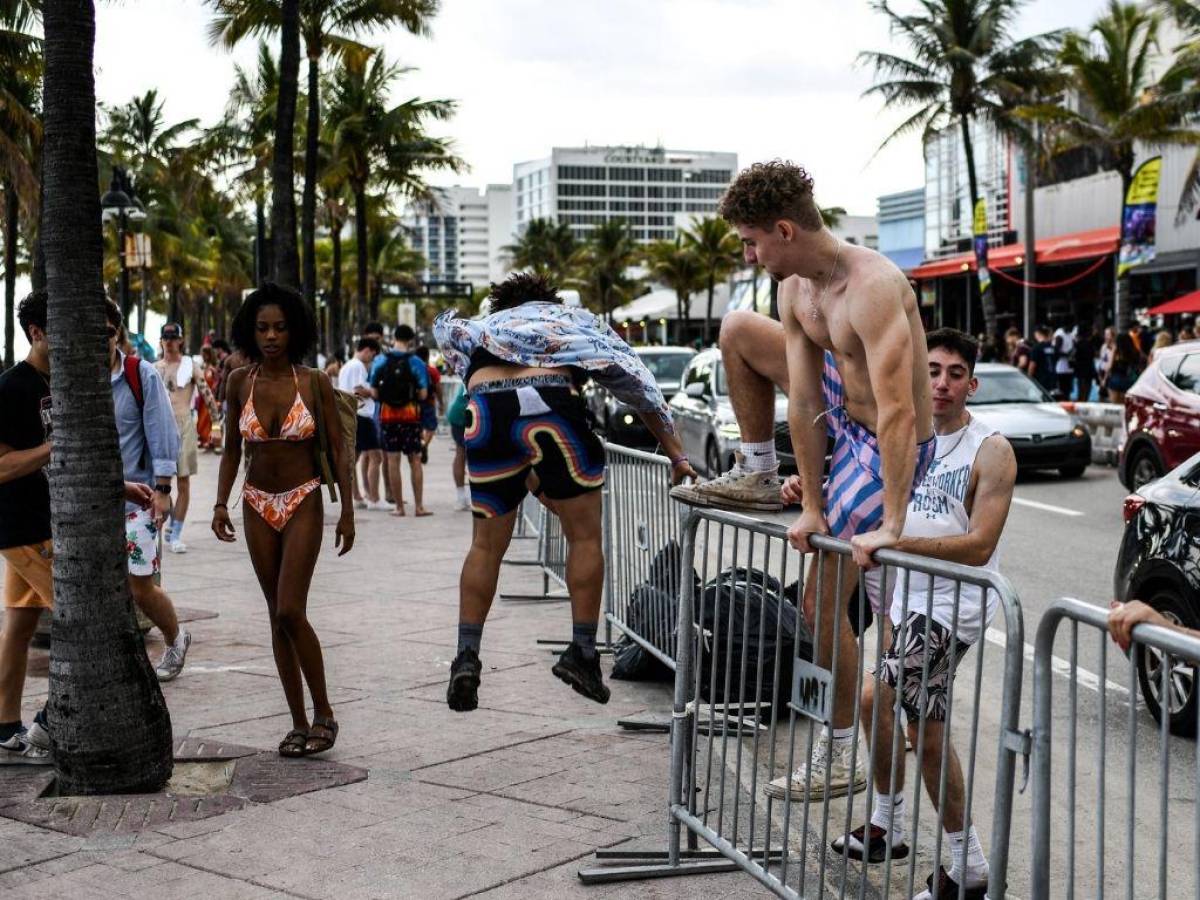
[
  {"xmin": 323, "ymin": 49, "xmax": 461, "ymax": 321},
  {"xmin": 268, "ymin": 0, "xmax": 301, "ymax": 288},
  {"xmin": 1, "ymin": 0, "xmax": 41, "ymax": 369},
  {"xmin": 682, "ymin": 216, "xmax": 741, "ymax": 345},
  {"xmin": 644, "ymin": 237, "xmax": 704, "ymax": 343},
  {"xmin": 820, "ymin": 206, "xmax": 847, "ymax": 229},
  {"xmin": 1035, "ymin": 1, "xmax": 1198, "ymax": 327},
  {"xmin": 502, "ymin": 217, "xmax": 578, "ymax": 283},
  {"xmin": 860, "ymin": 0, "xmax": 1063, "ymax": 338},
  {"xmin": 575, "ymin": 218, "xmax": 638, "ymax": 325},
  {"xmin": 101, "ymin": 90, "xmax": 198, "ymax": 177},
  {"xmin": 207, "ymin": 0, "xmax": 438, "ymax": 324},
  {"xmin": 41, "ymin": 0, "xmax": 173, "ymax": 796},
  {"xmin": 1150, "ymin": 1, "xmax": 1200, "ymax": 224}
]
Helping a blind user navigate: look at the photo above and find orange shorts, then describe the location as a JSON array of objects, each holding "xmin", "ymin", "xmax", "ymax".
[{"xmin": 1, "ymin": 542, "xmax": 53, "ymax": 609}]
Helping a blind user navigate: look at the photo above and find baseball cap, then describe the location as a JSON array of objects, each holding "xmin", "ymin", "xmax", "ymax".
[{"xmin": 161, "ymin": 323, "xmax": 183, "ymax": 340}]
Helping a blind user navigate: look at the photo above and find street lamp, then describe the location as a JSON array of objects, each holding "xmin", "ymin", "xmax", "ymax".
[{"xmin": 101, "ymin": 166, "xmax": 146, "ymax": 325}]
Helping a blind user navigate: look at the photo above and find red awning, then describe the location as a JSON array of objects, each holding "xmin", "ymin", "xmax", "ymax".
[
  {"xmin": 910, "ymin": 226, "xmax": 1120, "ymax": 281},
  {"xmin": 1148, "ymin": 290, "xmax": 1200, "ymax": 315}
]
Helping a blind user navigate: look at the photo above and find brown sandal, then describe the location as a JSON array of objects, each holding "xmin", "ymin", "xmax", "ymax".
[
  {"xmin": 303, "ymin": 715, "xmax": 338, "ymax": 755},
  {"xmin": 279, "ymin": 728, "xmax": 308, "ymax": 758}
]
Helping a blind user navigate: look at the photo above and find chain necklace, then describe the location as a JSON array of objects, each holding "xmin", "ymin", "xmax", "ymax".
[
  {"xmin": 808, "ymin": 240, "xmax": 843, "ymax": 321},
  {"xmin": 935, "ymin": 420, "xmax": 971, "ymax": 460}
]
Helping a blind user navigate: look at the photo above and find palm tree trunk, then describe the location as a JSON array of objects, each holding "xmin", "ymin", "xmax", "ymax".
[
  {"xmin": 254, "ymin": 197, "xmax": 267, "ymax": 285},
  {"xmin": 355, "ymin": 185, "xmax": 370, "ymax": 320},
  {"xmin": 41, "ymin": 0, "xmax": 172, "ymax": 795},
  {"xmin": 302, "ymin": 51, "xmax": 319, "ymax": 328},
  {"xmin": 703, "ymin": 272, "xmax": 715, "ymax": 345},
  {"xmin": 4, "ymin": 181, "xmax": 17, "ymax": 370},
  {"xmin": 677, "ymin": 292, "xmax": 684, "ymax": 345},
  {"xmin": 959, "ymin": 115, "xmax": 997, "ymax": 341},
  {"xmin": 270, "ymin": 0, "xmax": 301, "ymax": 289},
  {"xmin": 331, "ymin": 213, "xmax": 343, "ymax": 350}
]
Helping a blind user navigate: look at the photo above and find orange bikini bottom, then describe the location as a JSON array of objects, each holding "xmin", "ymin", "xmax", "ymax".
[{"xmin": 242, "ymin": 478, "xmax": 322, "ymax": 532}]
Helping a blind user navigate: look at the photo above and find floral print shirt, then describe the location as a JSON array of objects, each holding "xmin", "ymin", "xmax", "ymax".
[{"xmin": 433, "ymin": 302, "xmax": 674, "ymax": 433}]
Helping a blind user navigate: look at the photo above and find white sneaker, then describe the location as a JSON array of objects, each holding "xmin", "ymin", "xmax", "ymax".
[
  {"xmin": 367, "ymin": 500, "xmax": 392, "ymax": 512},
  {"xmin": 670, "ymin": 452, "xmax": 783, "ymax": 512},
  {"xmin": 26, "ymin": 719, "xmax": 50, "ymax": 751},
  {"xmin": 354, "ymin": 499, "xmax": 368, "ymax": 510},
  {"xmin": 0, "ymin": 730, "xmax": 51, "ymax": 765},
  {"xmin": 454, "ymin": 495, "xmax": 471, "ymax": 511},
  {"xmin": 763, "ymin": 736, "xmax": 867, "ymax": 801},
  {"xmin": 155, "ymin": 630, "xmax": 192, "ymax": 682},
  {"xmin": 168, "ymin": 541, "xmax": 188, "ymax": 554}
]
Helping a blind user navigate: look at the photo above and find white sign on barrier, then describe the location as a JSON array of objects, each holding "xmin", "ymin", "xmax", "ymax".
[{"xmin": 790, "ymin": 658, "xmax": 833, "ymax": 725}]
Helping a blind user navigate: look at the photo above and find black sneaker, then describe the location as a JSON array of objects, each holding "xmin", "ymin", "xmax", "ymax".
[
  {"xmin": 830, "ymin": 824, "xmax": 909, "ymax": 864},
  {"xmin": 913, "ymin": 866, "xmax": 988, "ymax": 900},
  {"xmin": 447, "ymin": 648, "xmax": 482, "ymax": 712},
  {"xmin": 551, "ymin": 642, "xmax": 610, "ymax": 704}
]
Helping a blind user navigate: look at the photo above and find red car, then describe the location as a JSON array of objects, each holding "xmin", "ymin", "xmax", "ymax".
[{"xmin": 1121, "ymin": 341, "xmax": 1200, "ymax": 490}]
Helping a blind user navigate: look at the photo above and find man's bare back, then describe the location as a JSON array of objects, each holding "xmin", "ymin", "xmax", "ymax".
[{"xmin": 779, "ymin": 243, "xmax": 932, "ymax": 441}]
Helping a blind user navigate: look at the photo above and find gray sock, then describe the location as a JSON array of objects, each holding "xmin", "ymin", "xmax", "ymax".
[
  {"xmin": 458, "ymin": 622, "xmax": 483, "ymax": 655},
  {"xmin": 572, "ymin": 622, "xmax": 598, "ymax": 659}
]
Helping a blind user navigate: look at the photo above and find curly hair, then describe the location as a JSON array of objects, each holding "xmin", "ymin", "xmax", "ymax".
[
  {"xmin": 230, "ymin": 282, "xmax": 317, "ymax": 364},
  {"xmin": 488, "ymin": 272, "xmax": 562, "ymax": 313},
  {"xmin": 718, "ymin": 160, "xmax": 823, "ymax": 232},
  {"xmin": 16, "ymin": 290, "xmax": 47, "ymax": 340}
]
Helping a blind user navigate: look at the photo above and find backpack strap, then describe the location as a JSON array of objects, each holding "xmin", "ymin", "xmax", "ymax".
[
  {"xmin": 309, "ymin": 370, "xmax": 338, "ymax": 503},
  {"xmin": 123, "ymin": 355, "xmax": 144, "ymax": 409}
]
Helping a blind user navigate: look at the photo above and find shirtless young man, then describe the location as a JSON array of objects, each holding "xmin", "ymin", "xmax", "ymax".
[
  {"xmin": 674, "ymin": 160, "xmax": 935, "ymax": 796},
  {"xmin": 155, "ymin": 323, "xmax": 219, "ymax": 554}
]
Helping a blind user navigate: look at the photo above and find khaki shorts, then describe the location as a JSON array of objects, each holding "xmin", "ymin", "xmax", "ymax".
[
  {"xmin": 177, "ymin": 414, "xmax": 199, "ymax": 478},
  {"xmin": 1, "ymin": 541, "xmax": 53, "ymax": 609}
]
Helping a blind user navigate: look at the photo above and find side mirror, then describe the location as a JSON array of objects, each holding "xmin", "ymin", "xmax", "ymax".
[{"xmin": 685, "ymin": 382, "xmax": 707, "ymax": 399}]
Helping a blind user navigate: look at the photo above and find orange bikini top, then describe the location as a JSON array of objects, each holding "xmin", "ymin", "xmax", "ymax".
[{"xmin": 239, "ymin": 366, "xmax": 316, "ymax": 443}]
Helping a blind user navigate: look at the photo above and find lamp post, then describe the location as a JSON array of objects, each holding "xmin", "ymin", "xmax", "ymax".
[{"xmin": 101, "ymin": 166, "xmax": 146, "ymax": 324}]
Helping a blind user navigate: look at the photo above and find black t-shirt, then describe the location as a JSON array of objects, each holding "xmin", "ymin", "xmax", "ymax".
[
  {"xmin": 1032, "ymin": 341, "xmax": 1057, "ymax": 390},
  {"xmin": 0, "ymin": 361, "xmax": 52, "ymax": 549}
]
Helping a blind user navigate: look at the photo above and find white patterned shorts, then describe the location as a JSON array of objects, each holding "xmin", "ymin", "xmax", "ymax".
[
  {"xmin": 876, "ymin": 613, "xmax": 973, "ymax": 722},
  {"xmin": 125, "ymin": 507, "xmax": 160, "ymax": 578}
]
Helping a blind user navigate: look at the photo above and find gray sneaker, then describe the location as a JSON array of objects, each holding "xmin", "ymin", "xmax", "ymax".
[
  {"xmin": 155, "ymin": 630, "xmax": 191, "ymax": 682},
  {"xmin": 670, "ymin": 452, "xmax": 783, "ymax": 512},
  {"xmin": 25, "ymin": 718, "xmax": 50, "ymax": 752},
  {"xmin": 0, "ymin": 730, "xmax": 51, "ymax": 766}
]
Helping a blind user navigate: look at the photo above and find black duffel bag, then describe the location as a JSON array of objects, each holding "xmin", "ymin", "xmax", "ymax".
[{"xmin": 611, "ymin": 540, "xmax": 699, "ymax": 682}]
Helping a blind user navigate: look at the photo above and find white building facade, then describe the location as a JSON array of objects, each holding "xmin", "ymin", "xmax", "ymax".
[
  {"xmin": 513, "ymin": 145, "xmax": 738, "ymax": 244},
  {"xmin": 405, "ymin": 184, "xmax": 514, "ymax": 289}
]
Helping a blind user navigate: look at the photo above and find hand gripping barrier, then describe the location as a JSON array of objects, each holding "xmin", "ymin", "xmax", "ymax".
[
  {"xmin": 602, "ymin": 444, "xmax": 685, "ymax": 668},
  {"xmin": 1030, "ymin": 597, "xmax": 1200, "ymax": 899},
  {"xmin": 581, "ymin": 507, "xmax": 1027, "ymax": 899}
]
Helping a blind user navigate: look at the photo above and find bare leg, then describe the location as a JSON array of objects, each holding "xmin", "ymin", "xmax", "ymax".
[
  {"xmin": 552, "ymin": 490, "xmax": 603, "ymax": 625},
  {"xmin": 800, "ymin": 553, "xmax": 860, "ymax": 730},
  {"xmin": 173, "ymin": 476, "xmax": 191, "ymax": 526},
  {"xmin": 243, "ymin": 504, "xmax": 307, "ymax": 730},
  {"xmin": 365, "ymin": 449, "xmax": 382, "ymax": 502},
  {"xmin": 916, "ymin": 720, "xmax": 967, "ymax": 832},
  {"xmin": 409, "ymin": 453, "xmax": 428, "ymax": 515},
  {"xmin": 719, "ymin": 310, "xmax": 789, "ymax": 443},
  {"xmin": 452, "ymin": 445, "xmax": 466, "ymax": 488},
  {"xmin": 387, "ymin": 452, "xmax": 405, "ymax": 515},
  {"xmin": 459, "ymin": 510, "xmax": 519, "ymax": 625},
  {"xmin": 861, "ymin": 678, "xmax": 907, "ymax": 797},
  {"xmin": 128, "ymin": 575, "xmax": 180, "ymax": 646},
  {"xmin": 352, "ymin": 452, "xmax": 365, "ymax": 503},
  {"xmin": 0, "ymin": 608, "xmax": 43, "ymax": 722}
]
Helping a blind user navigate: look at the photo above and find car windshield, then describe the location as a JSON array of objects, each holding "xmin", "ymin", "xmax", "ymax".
[
  {"xmin": 969, "ymin": 369, "xmax": 1052, "ymax": 405},
  {"xmin": 637, "ymin": 351, "xmax": 691, "ymax": 383}
]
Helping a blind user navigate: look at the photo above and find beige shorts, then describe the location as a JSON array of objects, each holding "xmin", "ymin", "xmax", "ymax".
[
  {"xmin": 1, "ymin": 541, "xmax": 53, "ymax": 609},
  {"xmin": 177, "ymin": 414, "xmax": 198, "ymax": 478}
]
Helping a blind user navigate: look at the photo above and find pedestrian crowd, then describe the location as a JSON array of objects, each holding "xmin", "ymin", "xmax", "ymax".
[{"xmin": 0, "ymin": 159, "xmax": 1191, "ymax": 900}]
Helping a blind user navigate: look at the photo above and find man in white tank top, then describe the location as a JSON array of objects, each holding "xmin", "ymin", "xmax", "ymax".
[{"xmin": 831, "ymin": 329, "xmax": 1017, "ymax": 900}]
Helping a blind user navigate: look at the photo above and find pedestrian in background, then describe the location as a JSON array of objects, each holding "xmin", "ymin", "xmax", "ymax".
[
  {"xmin": 1096, "ymin": 326, "xmax": 1116, "ymax": 398},
  {"xmin": 1105, "ymin": 332, "xmax": 1142, "ymax": 402},
  {"xmin": 1052, "ymin": 320, "xmax": 1076, "ymax": 399},
  {"xmin": 1148, "ymin": 329, "xmax": 1173, "ymax": 363},
  {"xmin": 367, "ymin": 324, "xmax": 431, "ymax": 517},
  {"xmin": 446, "ymin": 381, "xmax": 471, "ymax": 511},
  {"xmin": 339, "ymin": 337, "xmax": 387, "ymax": 511},
  {"xmin": 1030, "ymin": 326, "xmax": 1057, "ymax": 394},
  {"xmin": 1072, "ymin": 324, "xmax": 1097, "ymax": 402},
  {"xmin": 414, "ymin": 345, "xmax": 442, "ymax": 466}
]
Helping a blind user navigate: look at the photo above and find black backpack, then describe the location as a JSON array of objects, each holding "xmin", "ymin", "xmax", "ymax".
[{"xmin": 376, "ymin": 352, "xmax": 417, "ymax": 408}]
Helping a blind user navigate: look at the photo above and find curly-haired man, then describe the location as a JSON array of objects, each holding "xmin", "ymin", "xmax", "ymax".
[{"xmin": 674, "ymin": 160, "xmax": 935, "ymax": 799}]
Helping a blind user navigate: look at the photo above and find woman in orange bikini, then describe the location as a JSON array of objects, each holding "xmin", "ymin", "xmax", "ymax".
[{"xmin": 212, "ymin": 283, "xmax": 355, "ymax": 758}]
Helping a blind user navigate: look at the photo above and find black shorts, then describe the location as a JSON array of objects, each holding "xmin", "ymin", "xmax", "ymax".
[
  {"xmin": 382, "ymin": 422, "xmax": 424, "ymax": 456},
  {"xmin": 355, "ymin": 415, "xmax": 381, "ymax": 453},
  {"xmin": 876, "ymin": 614, "xmax": 972, "ymax": 723},
  {"xmin": 464, "ymin": 378, "xmax": 605, "ymax": 519}
]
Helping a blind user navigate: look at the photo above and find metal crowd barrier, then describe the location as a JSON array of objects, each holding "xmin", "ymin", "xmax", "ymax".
[
  {"xmin": 1063, "ymin": 401, "xmax": 1125, "ymax": 465},
  {"xmin": 582, "ymin": 507, "xmax": 1026, "ymax": 899},
  {"xmin": 1030, "ymin": 597, "xmax": 1200, "ymax": 899},
  {"xmin": 501, "ymin": 502, "xmax": 569, "ymax": 603},
  {"xmin": 602, "ymin": 444, "xmax": 684, "ymax": 668}
]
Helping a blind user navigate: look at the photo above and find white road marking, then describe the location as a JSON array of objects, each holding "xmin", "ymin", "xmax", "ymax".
[
  {"xmin": 1010, "ymin": 497, "xmax": 1085, "ymax": 517},
  {"xmin": 985, "ymin": 628, "xmax": 1137, "ymax": 702}
]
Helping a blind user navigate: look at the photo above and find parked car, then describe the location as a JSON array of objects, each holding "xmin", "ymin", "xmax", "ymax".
[
  {"xmin": 968, "ymin": 363, "xmax": 1091, "ymax": 478},
  {"xmin": 669, "ymin": 349, "xmax": 794, "ymax": 476},
  {"xmin": 588, "ymin": 346, "xmax": 695, "ymax": 446},
  {"xmin": 1113, "ymin": 451, "xmax": 1200, "ymax": 736},
  {"xmin": 1120, "ymin": 340, "xmax": 1200, "ymax": 490}
]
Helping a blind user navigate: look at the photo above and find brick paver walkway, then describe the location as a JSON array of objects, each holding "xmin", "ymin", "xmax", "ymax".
[{"xmin": 0, "ymin": 441, "xmax": 768, "ymax": 899}]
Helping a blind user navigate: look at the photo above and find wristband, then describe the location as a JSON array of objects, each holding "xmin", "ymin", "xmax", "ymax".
[
  {"xmin": 213, "ymin": 502, "xmax": 228, "ymax": 511},
  {"xmin": 668, "ymin": 454, "xmax": 689, "ymax": 467}
]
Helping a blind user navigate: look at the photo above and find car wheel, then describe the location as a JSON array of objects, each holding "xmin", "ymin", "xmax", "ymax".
[
  {"xmin": 1134, "ymin": 591, "xmax": 1199, "ymax": 738},
  {"xmin": 1128, "ymin": 444, "xmax": 1165, "ymax": 490},
  {"xmin": 1059, "ymin": 464, "xmax": 1087, "ymax": 479},
  {"xmin": 705, "ymin": 440, "xmax": 722, "ymax": 477}
]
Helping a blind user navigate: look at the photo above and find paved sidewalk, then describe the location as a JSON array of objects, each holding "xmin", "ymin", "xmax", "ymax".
[{"xmin": 0, "ymin": 441, "xmax": 768, "ymax": 899}]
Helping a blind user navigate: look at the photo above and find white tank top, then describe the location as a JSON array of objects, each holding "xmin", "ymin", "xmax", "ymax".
[{"xmin": 889, "ymin": 415, "xmax": 1000, "ymax": 644}]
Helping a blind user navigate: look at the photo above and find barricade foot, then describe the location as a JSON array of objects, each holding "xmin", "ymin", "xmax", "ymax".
[
  {"xmin": 498, "ymin": 591, "xmax": 571, "ymax": 603},
  {"xmin": 615, "ymin": 713, "xmax": 671, "ymax": 732},
  {"xmin": 577, "ymin": 858, "xmax": 741, "ymax": 884}
]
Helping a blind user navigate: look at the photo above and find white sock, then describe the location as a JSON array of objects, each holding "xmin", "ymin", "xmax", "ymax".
[
  {"xmin": 870, "ymin": 792, "xmax": 906, "ymax": 837},
  {"xmin": 171, "ymin": 520, "xmax": 185, "ymax": 543},
  {"xmin": 946, "ymin": 826, "xmax": 988, "ymax": 885},
  {"xmin": 740, "ymin": 440, "xmax": 777, "ymax": 473}
]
